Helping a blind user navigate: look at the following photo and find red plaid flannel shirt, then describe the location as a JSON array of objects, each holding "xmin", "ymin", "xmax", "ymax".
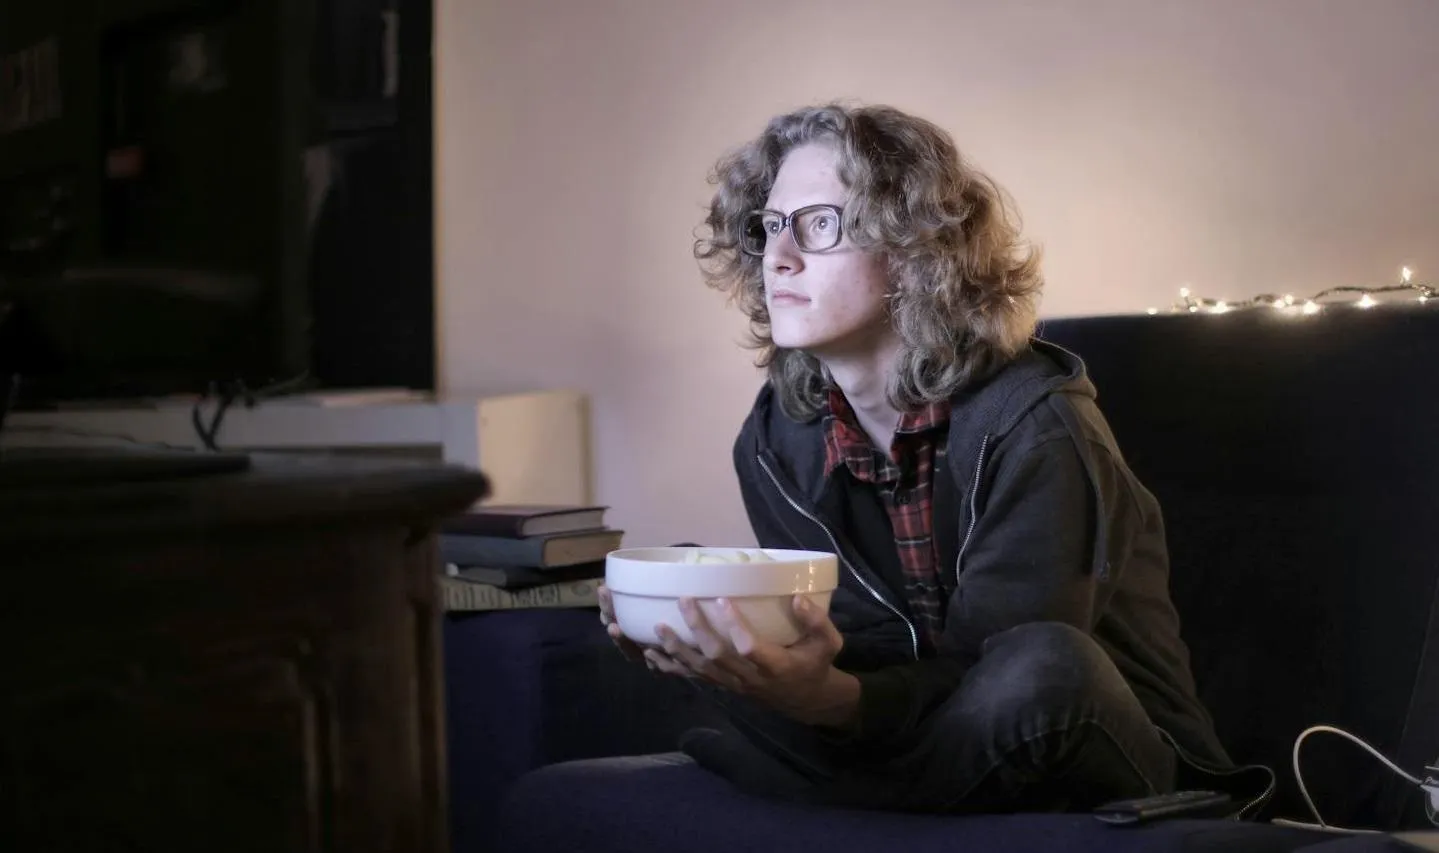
[{"xmin": 823, "ymin": 388, "xmax": 951, "ymax": 649}]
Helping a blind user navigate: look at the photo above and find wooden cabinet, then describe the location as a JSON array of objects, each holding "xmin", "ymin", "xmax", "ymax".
[{"xmin": 0, "ymin": 451, "xmax": 489, "ymax": 852}]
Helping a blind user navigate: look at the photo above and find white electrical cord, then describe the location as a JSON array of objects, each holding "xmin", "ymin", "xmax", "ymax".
[{"xmin": 1269, "ymin": 724, "xmax": 1438, "ymax": 835}]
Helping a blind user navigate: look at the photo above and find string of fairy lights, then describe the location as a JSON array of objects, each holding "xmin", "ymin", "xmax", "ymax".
[{"xmin": 1147, "ymin": 267, "xmax": 1434, "ymax": 316}]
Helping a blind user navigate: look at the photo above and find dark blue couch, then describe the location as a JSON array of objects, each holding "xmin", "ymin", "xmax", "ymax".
[{"xmin": 472, "ymin": 305, "xmax": 1439, "ymax": 852}]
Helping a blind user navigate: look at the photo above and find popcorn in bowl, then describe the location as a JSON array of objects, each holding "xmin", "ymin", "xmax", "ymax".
[{"xmin": 678, "ymin": 547, "xmax": 777, "ymax": 565}]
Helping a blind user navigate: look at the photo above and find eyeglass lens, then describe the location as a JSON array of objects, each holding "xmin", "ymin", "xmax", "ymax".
[{"xmin": 741, "ymin": 206, "xmax": 841, "ymax": 255}]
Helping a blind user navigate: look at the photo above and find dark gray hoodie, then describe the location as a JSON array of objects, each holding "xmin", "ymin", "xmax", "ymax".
[{"xmin": 729, "ymin": 339, "xmax": 1232, "ymax": 771}]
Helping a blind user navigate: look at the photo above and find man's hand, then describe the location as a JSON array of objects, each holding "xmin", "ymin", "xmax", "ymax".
[
  {"xmin": 647, "ymin": 594, "xmax": 862, "ymax": 730},
  {"xmin": 597, "ymin": 584, "xmax": 646, "ymax": 663}
]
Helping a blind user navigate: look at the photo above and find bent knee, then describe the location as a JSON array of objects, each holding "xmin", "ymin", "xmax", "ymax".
[
  {"xmin": 986, "ymin": 621, "xmax": 1104, "ymax": 666},
  {"xmin": 971, "ymin": 621, "xmax": 1121, "ymax": 716}
]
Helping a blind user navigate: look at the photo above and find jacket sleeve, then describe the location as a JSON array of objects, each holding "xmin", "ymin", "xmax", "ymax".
[{"xmin": 848, "ymin": 432, "xmax": 1110, "ymax": 744}]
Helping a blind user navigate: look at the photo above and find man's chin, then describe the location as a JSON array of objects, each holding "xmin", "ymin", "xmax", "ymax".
[
  {"xmin": 771, "ymin": 333, "xmax": 826, "ymax": 352},
  {"xmin": 772, "ymin": 325, "xmax": 896, "ymax": 364}
]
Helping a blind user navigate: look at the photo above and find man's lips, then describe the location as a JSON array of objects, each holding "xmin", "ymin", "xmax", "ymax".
[{"xmin": 770, "ymin": 288, "xmax": 810, "ymax": 304}]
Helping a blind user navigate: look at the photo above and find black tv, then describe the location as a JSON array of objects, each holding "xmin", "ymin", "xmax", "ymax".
[{"xmin": 0, "ymin": 0, "xmax": 435, "ymax": 408}]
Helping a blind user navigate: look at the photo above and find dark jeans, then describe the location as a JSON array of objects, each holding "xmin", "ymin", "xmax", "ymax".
[{"xmin": 683, "ymin": 621, "xmax": 1178, "ymax": 814}]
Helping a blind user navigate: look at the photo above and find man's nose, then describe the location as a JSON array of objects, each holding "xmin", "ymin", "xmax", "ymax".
[{"xmin": 763, "ymin": 230, "xmax": 803, "ymax": 274}]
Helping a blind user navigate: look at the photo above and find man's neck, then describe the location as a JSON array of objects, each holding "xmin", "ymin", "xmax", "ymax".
[{"xmin": 821, "ymin": 335, "xmax": 904, "ymax": 452}]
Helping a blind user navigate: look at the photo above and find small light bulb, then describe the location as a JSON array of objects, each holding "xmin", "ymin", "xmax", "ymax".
[
  {"xmin": 1303, "ymin": 300, "xmax": 1321, "ymax": 315},
  {"xmin": 1358, "ymin": 294, "xmax": 1377, "ymax": 309},
  {"xmin": 1211, "ymin": 301, "xmax": 1230, "ymax": 314},
  {"xmin": 1146, "ymin": 307, "xmax": 1158, "ymax": 315},
  {"xmin": 1283, "ymin": 293, "xmax": 1295, "ymax": 305},
  {"xmin": 1402, "ymin": 266, "xmax": 1413, "ymax": 283},
  {"xmin": 1179, "ymin": 286, "xmax": 1191, "ymax": 299}
]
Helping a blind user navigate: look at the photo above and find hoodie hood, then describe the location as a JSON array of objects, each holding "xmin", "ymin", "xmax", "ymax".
[{"xmin": 738, "ymin": 339, "xmax": 1097, "ymax": 505}]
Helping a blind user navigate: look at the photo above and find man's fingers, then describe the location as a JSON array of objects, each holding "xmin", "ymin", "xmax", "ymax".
[
  {"xmin": 707, "ymin": 598, "xmax": 784, "ymax": 679},
  {"xmin": 657, "ymin": 623, "xmax": 708, "ymax": 671},
  {"xmin": 713, "ymin": 598, "xmax": 761, "ymax": 656},
  {"xmin": 677, "ymin": 598, "xmax": 731, "ymax": 662},
  {"xmin": 650, "ymin": 634, "xmax": 713, "ymax": 682},
  {"xmin": 656, "ymin": 623, "xmax": 753, "ymax": 689},
  {"xmin": 798, "ymin": 594, "xmax": 831, "ymax": 630},
  {"xmin": 673, "ymin": 600, "xmax": 759, "ymax": 683},
  {"xmin": 598, "ymin": 587, "xmax": 644, "ymax": 663},
  {"xmin": 606, "ymin": 623, "xmax": 644, "ymax": 661},
  {"xmin": 692, "ymin": 599, "xmax": 774, "ymax": 682},
  {"xmin": 644, "ymin": 648, "xmax": 689, "ymax": 677},
  {"xmin": 790, "ymin": 595, "xmax": 843, "ymax": 654}
]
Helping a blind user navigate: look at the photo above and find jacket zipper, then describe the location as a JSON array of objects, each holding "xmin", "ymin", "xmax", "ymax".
[
  {"xmin": 757, "ymin": 453, "xmax": 919, "ymax": 661},
  {"xmin": 953, "ymin": 434, "xmax": 990, "ymax": 587}
]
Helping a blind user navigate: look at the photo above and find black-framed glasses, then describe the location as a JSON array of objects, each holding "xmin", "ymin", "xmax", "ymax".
[{"xmin": 739, "ymin": 204, "xmax": 844, "ymax": 256}]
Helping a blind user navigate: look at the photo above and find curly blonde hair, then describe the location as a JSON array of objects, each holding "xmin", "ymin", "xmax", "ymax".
[{"xmin": 694, "ymin": 102, "xmax": 1044, "ymax": 422}]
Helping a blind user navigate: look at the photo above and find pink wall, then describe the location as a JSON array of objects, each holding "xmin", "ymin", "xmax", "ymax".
[{"xmin": 435, "ymin": 0, "xmax": 1439, "ymax": 547}]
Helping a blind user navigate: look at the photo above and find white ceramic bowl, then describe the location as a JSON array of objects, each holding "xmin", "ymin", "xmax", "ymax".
[{"xmin": 604, "ymin": 546, "xmax": 838, "ymax": 647}]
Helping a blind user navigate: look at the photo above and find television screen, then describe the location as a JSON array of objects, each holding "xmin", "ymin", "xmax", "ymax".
[
  {"xmin": 0, "ymin": 0, "xmax": 311, "ymax": 403},
  {"xmin": 0, "ymin": 0, "xmax": 435, "ymax": 407}
]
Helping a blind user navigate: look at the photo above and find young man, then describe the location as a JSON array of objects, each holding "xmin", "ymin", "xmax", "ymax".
[{"xmin": 597, "ymin": 102, "xmax": 1246, "ymax": 814}]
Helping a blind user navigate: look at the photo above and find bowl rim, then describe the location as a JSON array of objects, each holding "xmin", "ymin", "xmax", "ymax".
[
  {"xmin": 604, "ymin": 547, "xmax": 839, "ymax": 597},
  {"xmin": 606, "ymin": 546, "xmax": 838, "ymax": 563}
]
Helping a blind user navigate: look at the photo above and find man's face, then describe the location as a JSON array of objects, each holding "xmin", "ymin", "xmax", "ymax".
[{"xmin": 761, "ymin": 143, "xmax": 891, "ymax": 358}]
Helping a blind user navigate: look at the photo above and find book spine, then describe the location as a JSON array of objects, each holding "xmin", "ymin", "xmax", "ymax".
[
  {"xmin": 438, "ymin": 577, "xmax": 599, "ymax": 612},
  {"xmin": 448, "ymin": 561, "xmax": 604, "ymax": 589},
  {"xmin": 439, "ymin": 533, "xmax": 543, "ymax": 566}
]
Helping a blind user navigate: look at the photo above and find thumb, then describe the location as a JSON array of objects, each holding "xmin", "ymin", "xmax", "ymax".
[{"xmin": 793, "ymin": 594, "xmax": 838, "ymax": 640}]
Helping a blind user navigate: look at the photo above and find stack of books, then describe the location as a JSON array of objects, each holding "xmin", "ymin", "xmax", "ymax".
[{"xmin": 436, "ymin": 504, "xmax": 622, "ymax": 612}]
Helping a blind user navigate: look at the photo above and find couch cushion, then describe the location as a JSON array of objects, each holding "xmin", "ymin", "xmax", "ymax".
[
  {"xmin": 1037, "ymin": 307, "xmax": 1439, "ymax": 830},
  {"xmin": 494, "ymin": 755, "xmax": 1331, "ymax": 853},
  {"xmin": 443, "ymin": 610, "xmax": 723, "ymax": 853}
]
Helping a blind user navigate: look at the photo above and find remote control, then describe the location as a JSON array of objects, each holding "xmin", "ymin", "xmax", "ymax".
[{"xmin": 1094, "ymin": 789, "xmax": 1234, "ymax": 826}]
